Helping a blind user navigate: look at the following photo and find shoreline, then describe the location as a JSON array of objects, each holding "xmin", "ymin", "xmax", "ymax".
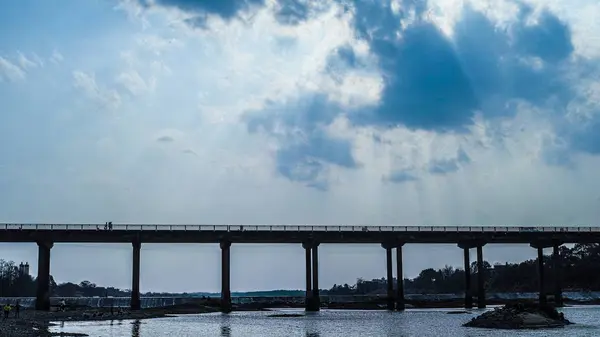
[{"xmin": 6, "ymin": 299, "xmax": 599, "ymax": 336}]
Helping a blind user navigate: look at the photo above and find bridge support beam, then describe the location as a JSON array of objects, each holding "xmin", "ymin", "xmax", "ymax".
[
  {"xmin": 476, "ymin": 245, "xmax": 486, "ymax": 309},
  {"xmin": 395, "ymin": 244, "xmax": 405, "ymax": 311},
  {"xmin": 531, "ymin": 241, "xmax": 561, "ymax": 306},
  {"xmin": 35, "ymin": 241, "xmax": 53, "ymax": 311},
  {"xmin": 537, "ymin": 247, "xmax": 546, "ymax": 305},
  {"xmin": 220, "ymin": 240, "xmax": 232, "ymax": 313},
  {"xmin": 311, "ymin": 242, "xmax": 320, "ymax": 311},
  {"xmin": 463, "ymin": 247, "xmax": 473, "ymax": 309},
  {"xmin": 130, "ymin": 240, "xmax": 141, "ymax": 310},
  {"xmin": 303, "ymin": 242, "xmax": 312, "ymax": 310},
  {"xmin": 382, "ymin": 243, "xmax": 395, "ymax": 311},
  {"xmin": 303, "ymin": 241, "xmax": 320, "ymax": 312},
  {"xmin": 553, "ymin": 244, "xmax": 563, "ymax": 307}
]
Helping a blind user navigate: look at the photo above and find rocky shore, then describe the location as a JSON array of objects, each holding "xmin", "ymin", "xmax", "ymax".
[
  {"xmin": 0, "ymin": 303, "xmax": 220, "ymax": 337},
  {"xmin": 0, "ymin": 299, "xmax": 585, "ymax": 336},
  {"xmin": 464, "ymin": 302, "xmax": 573, "ymax": 329}
]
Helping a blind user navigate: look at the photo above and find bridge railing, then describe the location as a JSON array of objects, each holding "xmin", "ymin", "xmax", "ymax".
[{"xmin": 0, "ymin": 224, "xmax": 599, "ymax": 232}]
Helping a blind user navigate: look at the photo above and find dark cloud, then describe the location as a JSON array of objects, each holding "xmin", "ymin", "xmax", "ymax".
[
  {"xmin": 565, "ymin": 120, "xmax": 600, "ymax": 155},
  {"xmin": 273, "ymin": 0, "xmax": 311, "ymax": 25},
  {"xmin": 244, "ymin": 95, "xmax": 357, "ymax": 190},
  {"xmin": 139, "ymin": 0, "xmax": 265, "ymax": 18},
  {"xmin": 428, "ymin": 148, "xmax": 471, "ymax": 175},
  {"xmin": 274, "ymin": 134, "xmax": 356, "ymax": 191},
  {"xmin": 156, "ymin": 135, "xmax": 174, "ymax": 142},
  {"xmin": 137, "ymin": 0, "xmax": 265, "ymax": 27},
  {"xmin": 155, "ymin": 0, "xmax": 597, "ymax": 183},
  {"xmin": 346, "ymin": 1, "xmax": 575, "ymax": 133},
  {"xmin": 386, "ymin": 170, "xmax": 419, "ymax": 183}
]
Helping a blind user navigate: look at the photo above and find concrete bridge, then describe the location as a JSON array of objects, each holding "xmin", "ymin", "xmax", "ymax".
[{"xmin": 1, "ymin": 224, "xmax": 598, "ymax": 312}]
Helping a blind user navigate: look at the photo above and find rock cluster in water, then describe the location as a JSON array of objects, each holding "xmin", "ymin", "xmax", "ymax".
[{"xmin": 464, "ymin": 302, "xmax": 573, "ymax": 329}]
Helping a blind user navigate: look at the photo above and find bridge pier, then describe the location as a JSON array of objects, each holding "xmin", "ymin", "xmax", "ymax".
[
  {"xmin": 303, "ymin": 241, "xmax": 320, "ymax": 312},
  {"xmin": 130, "ymin": 240, "xmax": 141, "ymax": 310},
  {"xmin": 537, "ymin": 246, "xmax": 546, "ymax": 305},
  {"xmin": 220, "ymin": 240, "xmax": 232, "ymax": 313},
  {"xmin": 552, "ymin": 244, "xmax": 563, "ymax": 306},
  {"xmin": 35, "ymin": 241, "xmax": 53, "ymax": 311},
  {"xmin": 311, "ymin": 242, "xmax": 320, "ymax": 311},
  {"xmin": 530, "ymin": 241, "xmax": 563, "ymax": 306},
  {"xmin": 382, "ymin": 243, "xmax": 395, "ymax": 311},
  {"xmin": 303, "ymin": 242, "xmax": 312, "ymax": 310},
  {"xmin": 395, "ymin": 244, "xmax": 405, "ymax": 311},
  {"xmin": 462, "ymin": 247, "xmax": 472, "ymax": 309},
  {"xmin": 476, "ymin": 245, "xmax": 485, "ymax": 309},
  {"xmin": 459, "ymin": 242, "xmax": 485, "ymax": 309}
]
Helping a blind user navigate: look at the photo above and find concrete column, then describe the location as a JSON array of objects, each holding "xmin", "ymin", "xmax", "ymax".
[
  {"xmin": 538, "ymin": 247, "xmax": 546, "ymax": 305},
  {"xmin": 130, "ymin": 240, "xmax": 141, "ymax": 310},
  {"xmin": 35, "ymin": 241, "xmax": 53, "ymax": 311},
  {"xmin": 552, "ymin": 244, "xmax": 563, "ymax": 306},
  {"xmin": 385, "ymin": 246, "xmax": 394, "ymax": 311},
  {"xmin": 395, "ymin": 245, "xmax": 405, "ymax": 311},
  {"xmin": 463, "ymin": 248, "xmax": 472, "ymax": 309},
  {"xmin": 476, "ymin": 245, "xmax": 485, "ymax": 309},
  {"xmin": 220, "ymin": 240, "xmax": 232, "ymax": 313},
  {"xmin": 302, "ymin": 242, "xmax": 313, "ymax": 310},
  {"xmin": 311, "ymin": 243, "xmax": 320, "ymax": 311}
]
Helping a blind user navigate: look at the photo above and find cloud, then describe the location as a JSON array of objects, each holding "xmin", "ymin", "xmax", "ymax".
[
  {"xmin": 116, "ymin": 70, "xmax": 155, "ymax": 96},
  {"xmin": 72, "ymin": 71, "xmax": 122, "ymax": 110},
  {"xmin": 0, "ymin": 56, "xmax": 26, "ymax": 81},
  {"xmin": 156, "ymin": 135, "xmax": 174, "ymax": 142},
  {"xmin": 428, "ymin": 148, "xmax": 471, "ymax": 175},
  {"xmin": 3, "ymin": 0, "xmax": 600, "ymax": 292},
  {"xmin": 385, "ymin": 170, "xmax": 418, "ymax": 184},
  {"xmin": 16, "ymin": 52, "xmax": 38, "ymax": 70},
  {"xmin": 50, "ymin": 50, "xmax": 64, "ymax": 64}
]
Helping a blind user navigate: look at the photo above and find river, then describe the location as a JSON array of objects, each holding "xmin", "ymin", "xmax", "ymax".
[{"xmin": 49, "ymin": 306, "xmax": 600, "ymax": 336}]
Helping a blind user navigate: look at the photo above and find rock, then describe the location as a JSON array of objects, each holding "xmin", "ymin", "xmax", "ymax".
[
  {"xmin": 464, "ymin": 302, "xmax": 573, "ymax": 329},
  {"xmin": 447, "ymin": 311, "xmax": 469, "ymax": 314}
]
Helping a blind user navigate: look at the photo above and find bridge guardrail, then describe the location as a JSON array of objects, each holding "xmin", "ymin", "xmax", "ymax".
[{"xmin": 0, "ymin": 224, "xmax": 598, "ymax": 232}]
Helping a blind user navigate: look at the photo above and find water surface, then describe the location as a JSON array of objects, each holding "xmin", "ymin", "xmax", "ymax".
[{"xmin": 50, "ymin": 306, "xmax": 600, "ymax": 337}]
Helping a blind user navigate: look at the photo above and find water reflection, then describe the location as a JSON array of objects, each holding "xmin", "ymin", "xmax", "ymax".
[
  {"xmin": 220, "ymin": 313, "xmax": 231, "ymax": 337},
  {"xmin": 303, "ymin": 313, "xmax": 320, "ymax": 337},
  {"xmin": 131, "ymin": 319, "xmax": 141, "ymax": 337},
  {"xmin": 220, "ymin": 325, "xmax": 232, "ymax": 337}
]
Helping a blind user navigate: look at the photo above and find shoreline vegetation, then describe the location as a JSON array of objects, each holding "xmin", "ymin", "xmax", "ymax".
[{"xmin": 2, "ymin": 298, "xmax": 597, "ymax": 337}]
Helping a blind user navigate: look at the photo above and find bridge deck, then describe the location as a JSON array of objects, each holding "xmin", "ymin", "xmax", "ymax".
[{"xmin": 1, "ymin": 224, "xmax": 599, "ymax": 244}]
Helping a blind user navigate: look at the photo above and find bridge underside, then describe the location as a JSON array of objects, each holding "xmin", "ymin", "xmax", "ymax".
[{"xmin": 0, "ymin": 229, "xmax": 595, "ymax": 244}]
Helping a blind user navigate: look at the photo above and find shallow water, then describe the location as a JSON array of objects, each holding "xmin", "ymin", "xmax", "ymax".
[{"xmin": 50, "ymin": 306, "xmax": 600, "ymax": 337}]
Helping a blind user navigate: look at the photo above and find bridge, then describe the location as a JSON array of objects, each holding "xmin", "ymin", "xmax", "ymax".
[{"xmin": 1, "ymin": 224, "xmax": 598, "ymax": 313}]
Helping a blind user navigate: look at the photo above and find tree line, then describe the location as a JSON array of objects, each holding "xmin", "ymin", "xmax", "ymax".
[
  {"xmin": 327, "ymin": 244, "xmax": 600, "ymax": 295},
  {"xmin": 2, "ymin": 243, "xmax": 600, "ymax": 297}
]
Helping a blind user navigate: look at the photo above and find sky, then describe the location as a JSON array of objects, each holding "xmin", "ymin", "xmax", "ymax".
[{"xmin": 0, "ymin": 0, "xmax": 599, "ymax": 293}]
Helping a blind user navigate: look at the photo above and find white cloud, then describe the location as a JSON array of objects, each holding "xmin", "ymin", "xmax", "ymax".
[
  {"xmin": 0, "ymin": 56, "xmax": 26, "ymax": 82},
  {"xmin": 72, "ymin": 71, "xmax": 122, "ymax": 110},
  {"xmin": 16, "ymin": 52, "xmax": 38, "ymax": 69},
  {"xmin": 116, "ymin": 69, "xmax": 156, "ymax": 96},
  {"xmin": 50, "ymin": 49, "xmax": 64, "ymax": 64}
]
